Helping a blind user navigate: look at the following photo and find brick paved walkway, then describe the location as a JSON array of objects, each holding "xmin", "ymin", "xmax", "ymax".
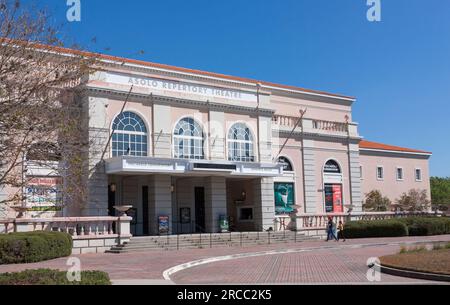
[{"xmin": 0, "ymin": 235, "xmax": 449, "ymax": 284}]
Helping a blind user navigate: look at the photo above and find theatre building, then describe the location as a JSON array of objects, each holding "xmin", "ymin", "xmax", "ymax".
[{"xmin": 0, "ymin": 51, "xmax": 432, "ymax": 236}]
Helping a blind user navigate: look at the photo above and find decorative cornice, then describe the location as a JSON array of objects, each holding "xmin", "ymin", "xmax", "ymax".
[{"xmin": 84, "ymin": 86, "xmax": 275, "ymax": 116}]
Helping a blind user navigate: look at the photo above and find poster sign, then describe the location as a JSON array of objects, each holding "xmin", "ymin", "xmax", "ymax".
[
  {"xmin": 274, "ymin": 183, "xmax": 295, "ymax": 216},
  {"xmin": 324, "ymin": 185, "xmax": 334, "ymax": 213},
  {"xmin": 26, "ymin": 177, "xmax": 62, "ymax": 206},
  {"xmin": 324, "ymin": 184, "xmax": 343, "ymax": 213},
  {"xmin": 180, "ymin": 208, "xmax": 191, "ymax": 224},
  {"xmin": 219, "ymin": 215, "xmax": 229, "ymax": 233},
  {"xmin": 333, "ymin": 184, "xmax": 343, "ymax": 213},
  {"xmin": 158, "ymin": 216, "xmax": 169, "ymax": 235}
]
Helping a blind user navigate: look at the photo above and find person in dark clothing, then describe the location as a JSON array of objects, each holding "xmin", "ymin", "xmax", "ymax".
[
  {"xmin": 326, "ymin": 217, "xmax": 338, "ymax": 241},
  {"xmin": 338, "ymin": 221, "xmax": 346, "ymax": 242}
]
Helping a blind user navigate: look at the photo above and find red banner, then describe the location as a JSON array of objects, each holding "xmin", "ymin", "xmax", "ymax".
[{"xmin": 332, "ymin": 184, "xmax": 343, "ymax": 213}]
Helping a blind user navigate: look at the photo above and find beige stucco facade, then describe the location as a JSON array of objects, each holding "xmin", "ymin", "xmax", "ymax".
[{"xmin": 0, "ymin": 52, "xmax": 432, "ymax": 234}]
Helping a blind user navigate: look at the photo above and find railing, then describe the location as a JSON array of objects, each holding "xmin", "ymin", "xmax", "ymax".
[
  {"xmin": 272, "ymin": 115, "xmax": 299, "ymax": 128},
  {"xmin": 0, "ymin": 216, "xmax": 132, "ymax": 240},
  {"xmin": 0, "ymin": 219, "xmax": 14, "ymax": 234},
  {"xmin": 296, "ymin": 211, "xmax": 441, "ymax": 230},
  {"xmin": 312, "ymin": 119, "xmax": 348, "ymax": 133},
  {"xmin": 272, "ymin": 116, "xmax": 349, "ymax": 134}
]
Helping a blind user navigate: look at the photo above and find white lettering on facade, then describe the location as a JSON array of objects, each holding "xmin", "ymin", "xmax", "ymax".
[{"xmin": 114, "ymin": 73, "xmax": 253, "ymax": 102}]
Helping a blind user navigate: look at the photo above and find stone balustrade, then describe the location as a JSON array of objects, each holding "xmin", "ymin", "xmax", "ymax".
[
  {"xmin": 295, "ymin": 211, "xmax": 440, "ymax": 233},
  {"xmin": 312, "ymin": 119, "xmax": 348, "ymax": 133},
  {"xmin": 0, "ymin": 216, "xmax": 132, "ymax": 254},
  {"xmin": 272, "ymin": 116, "xmax": 351, "ymax": 136}
]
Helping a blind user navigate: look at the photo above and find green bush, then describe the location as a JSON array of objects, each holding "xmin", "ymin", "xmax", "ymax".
[
  {"xmin": 345, "ymin": 219, "xmax": 409, "ymax": 239},
  {"xmin": 397, "ymin": 217, "xmax": 450, "ymax": 236},
  {"xmin": 0, "ymin": 269, "xmax": 111, "ymax": 285},
  {"xmin": 0, "ymin": 231, "xmax": 72, "ymax": 265}
]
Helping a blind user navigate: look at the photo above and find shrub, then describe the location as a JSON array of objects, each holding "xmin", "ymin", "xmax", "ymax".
[
  {"xmin": 345, "ymin": 219, "xmax": 408, "ymax": 239},
  {"xmin": 0, "ymin": 231, "xmax": 72, "ymax": 265},
  {"xmin": 0, "ymin": 269, "xmax": 111, "ymax": 285},
  {"xmin": 363, "ymin": 190, "xmax": 392, "ymax": 212},
  {"xmin": 396, "ymin": 189, "xmax": 431, "ymax": 211},
  {"xmin": 397, "ymin": 217, "xmax": 450, "ymax": 236}
]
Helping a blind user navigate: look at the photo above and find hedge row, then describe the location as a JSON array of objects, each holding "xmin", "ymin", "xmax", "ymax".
[
  {"xmin": 345, "ymin": 217, "xmax": 450, "ymax": 239},
  {"xmin": 0, "ymin": 269, "xmax": 111, "ymax": 285},
  {"xmin": 345, "ymin": 219, "xmax": 408, "ymax": 239},
  {"xmin": 397, "ymin": 217, "xmax": 450, "ymax": 236},
  {"xmin": 0, "ymin": 231, "xmax": 72, "ymax": 265}
]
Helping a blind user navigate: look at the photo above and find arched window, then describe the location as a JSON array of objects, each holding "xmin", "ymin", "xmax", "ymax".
[
  {"xmin": 228, "ymin": 123, "xmax": 255, "ymax": 162},
  {"xmin": 324, "ymin": 160, "xmax": 341, "ymax": 173},
  {"xmin": 112, "ymin": 111, "xmax": 148, "ymax": 157},
  {"xmin": 173, "ymin": 117, "xmax": 205, "ymax": 160},
  {"xmin": 278, "ymin": 157, "xmax": 293, "ymax": 172}
]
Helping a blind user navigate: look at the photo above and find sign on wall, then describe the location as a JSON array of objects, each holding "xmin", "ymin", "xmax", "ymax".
[
  {"xmin": 105, "ymin": 72, "xmax": 258, "ymax": 103},
  {"xmin": 324, "ymin": 183, "xmax": 343, "ymax": 213},
  {"xmin": 26, "ymin": 177, "xmax": 62, "ymax": 207},
  {"xmin": 274, "ymin": 182, "xmax": 295, "ymax": 216}
]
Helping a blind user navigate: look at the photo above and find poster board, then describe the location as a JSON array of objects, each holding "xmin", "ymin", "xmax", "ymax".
[{"xmin": 274, "ymin": 182, "xmax": 295, "ymax": 216}]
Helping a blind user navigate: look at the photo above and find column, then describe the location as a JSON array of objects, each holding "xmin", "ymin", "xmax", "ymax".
[
  {"xmin": 348, "ymin": 142, "xmax": 363, "ymax": 212},
  {"xmin": 253, "ymin": 178, "xmax": 275, "ymax": 231},
  {"xmin": 148, "ymin": 175, "xmax": 172, "ymax": 235},
  {"xmin": 302, "ymin": 138, "xmax": 317, "ymax": 214},
  {"xmin": 152, "ymin": 103, "xmax": 172, "ymax": 158},
  {"xmin": 209, "ymin": 111, "xmax": 225, "ymax": 160},
  {"xmin": 83, "ymin": 96, "xmax": 109, "ymax": 216},
  {"xmin": 258, "ymin": 115, "xmax": 273, "ymax": 163},
  {"xmin": 204, "ymin": 177, "xmax": 227, "ymax": 233}
]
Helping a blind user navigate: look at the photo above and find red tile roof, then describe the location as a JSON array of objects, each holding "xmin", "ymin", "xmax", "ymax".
[
  {"xmin": 2, "ymin": 39, "xmax": 355, "ymax": 100},
  {"xmin": 359, "ymin": 140, "xmax": 432, "ymax": 155}
]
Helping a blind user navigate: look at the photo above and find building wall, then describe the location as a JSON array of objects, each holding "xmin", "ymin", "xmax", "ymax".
[{"xmin": 360, "ymin": 151, "xmax": 431, "ymax": 203}]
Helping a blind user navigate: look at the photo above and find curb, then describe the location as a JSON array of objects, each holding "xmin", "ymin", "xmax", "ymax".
[
  {"xmin": 374, "ymin": 263, "xmax": 450, "ymax": 283},
  {"xmin": 163, "ymin": 238, "xmax": 450, "ymax": 281}
]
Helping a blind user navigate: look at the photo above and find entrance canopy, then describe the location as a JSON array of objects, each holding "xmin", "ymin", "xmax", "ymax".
[{"xmin": 105, "ymin": 156, "xmax": 283, "ymax": 177}]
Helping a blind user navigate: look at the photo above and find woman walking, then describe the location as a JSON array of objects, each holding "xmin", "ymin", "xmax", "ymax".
[{"xmin": 338, "ymin": 221, "xmax": 346, "ymax": 242}]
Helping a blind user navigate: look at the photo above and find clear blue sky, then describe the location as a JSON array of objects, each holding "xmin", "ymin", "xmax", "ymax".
[{"xmin": 26, "ymin": 0, "xmax": 450, "ymax": 177}]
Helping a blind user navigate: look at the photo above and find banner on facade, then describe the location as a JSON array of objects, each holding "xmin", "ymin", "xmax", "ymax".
[
  {"xmin": 274, "ymin": 182, "xmax": 295, "ymax": 216},
  {"xmin": 324, "ymin": 184, "xmax": 343, "ymax": 213},
  {"xmin": 332, "ymin": 184, "xmax": 343, "ymax": 213},
  {"xmin": 26, "ymin": 177, "xmax": 62, "ymax": 207}
]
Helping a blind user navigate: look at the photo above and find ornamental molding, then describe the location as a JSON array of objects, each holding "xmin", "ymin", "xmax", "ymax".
[{"xmin": 85, "ymin": 87, "xmax": 274, "ymax": 116}]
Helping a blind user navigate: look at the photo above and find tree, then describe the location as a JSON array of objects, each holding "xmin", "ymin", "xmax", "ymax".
[
  {"xmin": 395, "ymin": 189, "xmax": 431, "ymax": 212},
  {"xmin": 430, "ymin": 177, "xmax": 450, "ymax": 209},
  {"xmin": 0, "ymin": 0, "xmax": 98, "ymax": 217},
  {"xmin": 363, "ymin": 190, "xmax": 391, "ymax": 212}
]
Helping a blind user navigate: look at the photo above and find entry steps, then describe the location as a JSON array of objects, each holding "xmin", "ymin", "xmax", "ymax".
[{"xmin": 107, "ymin": 231, "xmax": 321, "ymax": 253}]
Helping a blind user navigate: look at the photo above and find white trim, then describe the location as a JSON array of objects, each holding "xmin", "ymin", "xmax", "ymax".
[
  {"xmin": 110, "ymin": 110, "xmax": 150, "ymax": 157},
  {"xmin": 99, "ymin": 58, "xmax": 356, "ymax": 103},
  {"xmin": 376, "ymin": 166, "xmax": 384, "ymax": 181},
  {"xmin": 226, "ymin": 122, "xmax": 257, "ymax": 163},
  {"xmin": 360, "ymin": 148, "xmax": 432, "ymax": 157},
  {"xmin": 415, "ymin": 168, "xmax": 423, "ymax": 182},
  {"xmin": 396, "ymin": 167, "xmax": 404, "ymax": 181},
  {"xmin": 172, "ymin": 116, "xmax": 207, "ymax": 160}
]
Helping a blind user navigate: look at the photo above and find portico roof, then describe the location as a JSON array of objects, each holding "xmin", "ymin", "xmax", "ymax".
[{"xmin": 105, "ymin": 156, "xmax": 284, "ymax": 178}]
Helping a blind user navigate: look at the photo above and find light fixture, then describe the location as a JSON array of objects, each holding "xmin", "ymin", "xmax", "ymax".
[
  {"xmin": 241, "ymin": 191, "xmax": 246, "ymax": 200},
  {"xmin": 171, "ymin": 185, "xmax": 175, "ymax": 193},
  {"xmin": 110, "ymin": 183, "xmax": 116, "ymax": 192}
]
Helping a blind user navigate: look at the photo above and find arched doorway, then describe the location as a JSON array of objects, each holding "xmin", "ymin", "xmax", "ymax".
[{"xmin": 323, "ymin": 160, "xmax": 344, "ymax": 213}]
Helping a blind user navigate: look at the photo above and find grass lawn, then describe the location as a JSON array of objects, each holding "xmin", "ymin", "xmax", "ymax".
[
  {"xmin": 0, "ymin": 269, "xmax": 111, "ymax": 285},
  {"xmin": 380, "ymin": 249, "xmax": 450, "ymax": 276}
]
